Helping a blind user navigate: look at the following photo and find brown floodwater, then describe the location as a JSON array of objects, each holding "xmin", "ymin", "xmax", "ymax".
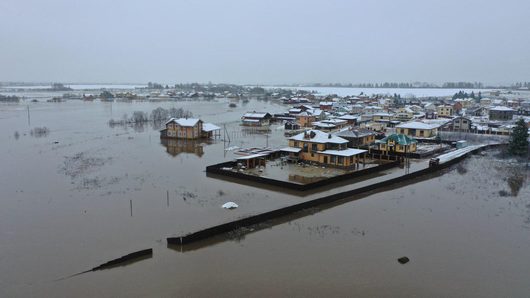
[{"xmin": 1, "ymin": 99, "xmax": 529, "ymax": 297}]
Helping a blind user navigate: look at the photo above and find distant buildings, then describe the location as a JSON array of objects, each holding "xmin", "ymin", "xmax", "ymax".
[
  {"xmin": 394, "ymin": 107, "xmax": 414, "ymax": 121},
  {"xmin": 437, "ymin": 105, "xmax": 454, "ymax": 117},
  {"xmin": 489, "ymin": 106, "xmax": 516, "ymax": 121},
  {"xmin": 440, "ymin": 116, "xmax": 472, "ymax": 132},
  {"xmin": 319, "ymin": 101, "xmax": 334, "ymax": 111}
]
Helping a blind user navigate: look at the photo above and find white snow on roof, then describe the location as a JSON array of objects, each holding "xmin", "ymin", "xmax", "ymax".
[
  {"xmin": 236, "ymin": 153, "xmax": 268, "ymax": 160},
  {"xmin": 490, "ymin": 106, "xmax": 515, "ymax": 112},
  {"xmin": 290, "ymin": 130, "xmax": 348, "ymax": 144},
  {"xmin": 322, "ymin": 119, "xmax": 347, "ymax": 124},
  {"xmin": 166, "ymin": 118, "xmax": 200, "ymax": 127},
  {"xmin": 396, "ymin": 121, "xmax": 440, "ymax": 130},
  {"xmin": 242, "ymin": 112, "xmax": 270, "ymax": 118},
  {"xmin": 222, "ymin": 202, "xmax": 238, "ymax": 209},
  {"xmin": 313, "ymin": 122, "xmax": 336, "ymax": 128},
  {"xmin": 202, "ymin": 123, "xmax": 220, "ymax": 132},
  {"xmin": 280, "ymin": 147, "xmax": 302, "ymax": 153},
  {"xmin": 337, "ymin": 115, "xmax": 358, "ymax": 120},
  {"xmin": 373, "ymin": 112, "xmax": 393, "ymax": 117},
  {"xmin": 317, "ymin": 148, "xmax": 367, "ymax": 157}
]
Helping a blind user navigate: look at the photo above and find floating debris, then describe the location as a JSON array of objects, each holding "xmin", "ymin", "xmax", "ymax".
[
  {"xmin": 222, "ymin": 202, "xmax": 238, "ymax": 209},
  {"xmin": 398, "ymin": 256, "xmax": 410, "ymax": 264}
]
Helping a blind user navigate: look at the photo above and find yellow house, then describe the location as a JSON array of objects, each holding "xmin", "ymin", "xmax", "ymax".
[
  {"xmin": 281, "ymin": 130, "xmax": 367, "ymax": 167},
  {"xmin": 376, "ymin": 134, "xmax": 417, "ymax": 153},
  {"xmin": 394, "ymin": 107, "xmax": 414, "ymax": 121},
  {"xmin": 395, "ymin": 121, "xmax": 439, "ymax": 138},
  {"xmin": 161, "ymin": 118, "xmax": 220, "ymax": 140},
  {"xmin": 372, "ymin": 112, "xmax": 394, "ymax": 122},
  {"xmin": 163, "ymin": 118, "xmax": 202, "ymax": 139},
  {"xmin": 437, "ymin": 105, "xmax": 454, "ymax": 117},
  {"xmin": 296, "ymin": 112, "xmax": 316, "ymax": 127}
]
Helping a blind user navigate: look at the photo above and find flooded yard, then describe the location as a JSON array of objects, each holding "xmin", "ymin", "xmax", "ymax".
[
  {"xmin": 0, "ymin": 99, "xmax": 529, "ymax": 297},
  {"xmin": 242, "ymin": 159, "xmax": 382, "ymax": 184}
]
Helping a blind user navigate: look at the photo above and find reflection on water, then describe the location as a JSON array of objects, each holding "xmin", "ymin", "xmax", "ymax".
[{"xmin": 160, "ymin": 138, "xmax": 211, "ymax": 158}]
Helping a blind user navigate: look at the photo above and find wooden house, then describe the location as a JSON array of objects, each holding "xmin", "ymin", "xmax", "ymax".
[
  {"xmin": 241, "ymin": 112, "xmax": 273, "ymax": 126},
  {"xmin": 281, "ymin": 130, "xmax": 367, "ymax": 168},
  {"xmin": 162, "ymin": 118, "xmax": 203, "ymax": 139},
  {"xmin": 437, "ymin": 105, "xmax": 454, "ymax": 117},
  {"xmin": 161, "ymin": 118, "xmax": 220, "ymax": 139},
  {"xmin": 440, "ymin": 116, "xmax": 472, "ymax": 132},
  {"xmin": 394, "ymin": 107, "xmax": 414, "ymax": 121},
  {"xmin": 396, "ymin": 121, "xmax": 439, "ymax": 138},
  {"xmin": 296, "ymin": 112, "xmax": 316, "ymax": 127},
  {"xmin": 489, "ymin": 106, "xmax": 515, "ymax": 121},
  {"xmin": 319, "ymin": 101, "xmax": 334, "ymax": 111},
  {"xmin": 376, "ymin": 134, "xmax": 417, "ymax": 154},
  {"xmin": 335, "ymin": 127, "xmax": 377, "ymax": 147}
]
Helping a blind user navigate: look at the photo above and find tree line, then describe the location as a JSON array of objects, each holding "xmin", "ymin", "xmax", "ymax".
[{"xmin": 108, "ymin": 107, "xmax": 193, "ymax": 126}]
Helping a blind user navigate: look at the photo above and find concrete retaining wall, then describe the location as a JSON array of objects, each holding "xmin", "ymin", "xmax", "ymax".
[{"xmin": 206, "ymin": 160, "xmax": 400, "ymax": 191}]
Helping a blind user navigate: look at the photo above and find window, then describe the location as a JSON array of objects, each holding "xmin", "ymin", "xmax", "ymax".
[
  {"xmin": 294, "ymin": 141, "xmax": 299, "ymax": 147},
  {"xmin": 338, "ymin": 156, "xmax": 344, "ymax": 164},
  {"xmin": 303, "ymin": 143, "xmax": 308, "ymax": 152},
  {"xmin": 311, "ymin": 144, "xmax": 318, "ymax": 151},
  {"xmin": 330, "ymin": 156, "xmax": 336, "ymax": 163}
]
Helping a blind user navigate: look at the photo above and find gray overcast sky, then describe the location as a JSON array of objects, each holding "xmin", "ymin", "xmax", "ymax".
[{"xmin": 1, "ymin": 0, "xmax": 529, "ymax": 84}]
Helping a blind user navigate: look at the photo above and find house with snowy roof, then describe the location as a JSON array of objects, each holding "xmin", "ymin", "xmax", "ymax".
[
  {"xmin": 489, "ymin": 106, "xmax": 516, "ymax": 121},
  {"xmin": 437, "ymin": 116, "xmax": 471, "ymax": 132},
  {"xmin": 395, "ymin": 121, "xmax": 440, "ymax": 138},
  {"xmin": 161, "ymin": 118, "xmax": 220, "ymax": 139},
  {"xmin": 319, "ymin": 101, "xmax": 334, "ymax": 111},
  {"xmin": 280, "ymin": 130, "xmax": 367, "ymax": 168},
  {"xmin": 241, "ymin": 112, "xmax": 273, "ymax": 126},
  {"xmin": 437, "ymin": 105, "xmax": 454, "ymax": 117},
  {"xmin": 394, "ymin": 107, "xmax": 414, "ymax": 121},
  {"xmin": 335, "ymin": 127, "xmax": 376, "ymax": 147},
  {"xmin": 376, "ymin": 134, "xmax": 417, "ymax": 154}
]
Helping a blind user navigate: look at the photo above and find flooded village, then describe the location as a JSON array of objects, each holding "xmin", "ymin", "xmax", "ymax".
[
  {"xmin": 0, "ymin": 82, "xmax": 529, "ymax": 296},
  {"xmin": 2, "ymin": 0, "xmax": 530, "ymax": 296}
]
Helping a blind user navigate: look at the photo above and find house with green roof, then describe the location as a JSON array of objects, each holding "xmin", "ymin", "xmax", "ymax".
[{"xmin": 375, "ymin": 134, "xmax": 417, "ymax": 153}]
